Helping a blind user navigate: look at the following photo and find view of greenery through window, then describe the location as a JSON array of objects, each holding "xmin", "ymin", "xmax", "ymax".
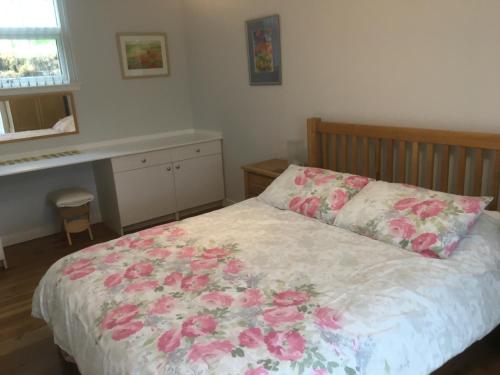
[{"xmin": 0, "ymin": 39, "xmax": 61, "ymax": 79}]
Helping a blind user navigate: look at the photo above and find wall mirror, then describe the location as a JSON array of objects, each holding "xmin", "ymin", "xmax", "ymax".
[{"xmin": 0, "ymin": 92, "xmax": 79, "ymax": 144}]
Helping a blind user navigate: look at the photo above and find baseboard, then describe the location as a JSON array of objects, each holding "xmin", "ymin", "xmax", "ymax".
[{"xmin": 2, "ymin": 213, "xmax": 102, "ymax": 247}]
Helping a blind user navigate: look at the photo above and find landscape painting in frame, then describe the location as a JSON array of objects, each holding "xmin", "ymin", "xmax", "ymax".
[
  {"xmin": 117, "ymin": 33, "xmax": 169, "ymax": 78},
  {"xmin": 246, "ymin": 15, "xmax": 282, "ymax": 85}
]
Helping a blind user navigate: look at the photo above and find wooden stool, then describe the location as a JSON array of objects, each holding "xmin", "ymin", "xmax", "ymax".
[{"xmin": 51, "ymin": 188, "xmax": 94, "ymax": 246}]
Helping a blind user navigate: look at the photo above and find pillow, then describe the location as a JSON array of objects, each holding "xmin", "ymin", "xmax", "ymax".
[
  {"xmin": 334, "ymin": 181, "xmax": 493, "ymax": 258},
  {"xmin": 259, "ymin": 164, "xmax": 371, "ymax": 224}
]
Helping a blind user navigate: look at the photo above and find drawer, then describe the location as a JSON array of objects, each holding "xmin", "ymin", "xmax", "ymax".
[
  {"xmin": 246, "ymin": 183, "xmax": 268, "ymax": 198},
  {"xmin": 247, "ymin": 173, "xmax": 275, "ymax": 188},
  {"xmin": 171, "ymin": 141, "xmax": 221, "ymax": 162},
  {"xmin": 112, "ymin": 149, "xmax": 172, "ymax": 173}
]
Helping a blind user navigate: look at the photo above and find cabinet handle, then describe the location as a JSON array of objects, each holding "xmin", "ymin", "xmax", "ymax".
[
  {"xmin": 196, "ymin": 148, "xmax": 201, "ymax": 153},
  {"xmin": 166, "ymin": 166, "xmax": 172, "ymax": 171},
  {"xmin": 175, "ymin": 165, "xmax": 180, "ymax": 170},
  {"xmin": 141, "ymin": 158, "xmax": 147, "ymax": 164}
]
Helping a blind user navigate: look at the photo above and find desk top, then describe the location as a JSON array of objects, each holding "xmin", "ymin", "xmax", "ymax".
[{"xmin": 0, "ymin": 130, "xmax": 222, "ymax": 178}]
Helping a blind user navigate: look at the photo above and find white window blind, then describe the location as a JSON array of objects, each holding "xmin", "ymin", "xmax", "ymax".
[{"xmin": 0, "ymin": 0, "xmax": 74, "ymax": 89}]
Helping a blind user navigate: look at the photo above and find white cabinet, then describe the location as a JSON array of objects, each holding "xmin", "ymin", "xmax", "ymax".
[
  {"xmin": 114, "ymin": 164, "xmax": 177, "ymax": 226},
  {"xmin": 94, "ymin": 139, "xmax": 225, "ymax": 234},
  {"xmin": 173, "ymin": 154, "xmax": 225, "ymax": 211}
]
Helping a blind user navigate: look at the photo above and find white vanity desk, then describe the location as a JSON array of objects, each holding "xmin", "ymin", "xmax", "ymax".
[{"xmin": 0, "ymin": 130, "xmax": 225, "ymax": 235}]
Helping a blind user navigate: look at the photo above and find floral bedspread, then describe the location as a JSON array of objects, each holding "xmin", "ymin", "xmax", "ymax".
[{"xmin": 33, "ymin": 199, "xmax": 500, "ymax": 375}]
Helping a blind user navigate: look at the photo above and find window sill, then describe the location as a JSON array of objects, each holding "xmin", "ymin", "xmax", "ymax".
[{"xmin": 0, "ymin": 83, "xmax": 81, "ymax": 97}]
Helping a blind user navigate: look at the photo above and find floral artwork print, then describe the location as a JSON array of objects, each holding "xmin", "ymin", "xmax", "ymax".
[
  {"xmin": 42, "ymin": 221, "xmax": 368, "ymax": 374},
  {"xmin": 259, "ymin": 165, "xmax": 371, "ymax": 225},
  {"xmin": 334, "ymin": 181, "xmax": 492, "ymax": 258}
]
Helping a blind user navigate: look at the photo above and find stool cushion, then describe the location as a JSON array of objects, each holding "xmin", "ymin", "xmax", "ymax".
[{"xmin": 51, "ymin": 188, "xmax": 94, "ymax": 208}]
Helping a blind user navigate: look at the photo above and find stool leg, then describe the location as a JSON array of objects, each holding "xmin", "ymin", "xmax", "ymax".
[
  {"xmin": 88, "ymin": 226, "xmax": 94, "ymax": 241},
  {"xmin": 64, "ymin": 219, "xmax": 72, "ymax": 246}
]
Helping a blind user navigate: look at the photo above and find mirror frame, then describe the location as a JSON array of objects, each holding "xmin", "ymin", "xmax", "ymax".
[{"xmin": 0, "ymin": 91, "xmax": 79, "ymax": 144}]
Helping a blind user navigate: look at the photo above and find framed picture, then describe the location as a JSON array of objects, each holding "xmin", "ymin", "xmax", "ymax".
[
  {"xmin": 116, "ymin": 33, "xmax": 169, "ymax": 79},
  {"xmin": 246, "ymin": 15, "xmax": 282, "ymax": 85}
]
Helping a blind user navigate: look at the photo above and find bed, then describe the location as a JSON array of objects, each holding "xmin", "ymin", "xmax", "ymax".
[{"xmin": 32, "ymin": 119, "xmax": 500, "ymax": 375}]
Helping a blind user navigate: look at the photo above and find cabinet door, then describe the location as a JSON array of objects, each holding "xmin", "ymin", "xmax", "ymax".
[
  {"xmin": 115, "ymin": 164, "xmax": 176, "ymax": 226},
  {"xmin": 173, "ymin": 154, "xmax": 225, "ymax": 211}
]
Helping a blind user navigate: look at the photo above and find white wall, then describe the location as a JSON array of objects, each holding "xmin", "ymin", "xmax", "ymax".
[
  {"xmin": 0, "ymin": 0, "xmax": 194, "ymax": 244},
  {"xmin": 184, "ymin": 0, "xmax": 500, "ymax": 202}
]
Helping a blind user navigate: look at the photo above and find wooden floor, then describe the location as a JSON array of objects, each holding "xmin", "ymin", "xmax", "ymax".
[{"xmin": 0, "ymin": 223, "xmax": 499, "ymax": 374}]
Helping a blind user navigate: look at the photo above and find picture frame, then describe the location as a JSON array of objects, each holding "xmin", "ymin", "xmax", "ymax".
[
  {"xmin": 246, "ymin": 15, "xmax": 282, "ymax": 85},
  {"xmin": 116, "ymin": 33, "xmax": 169, "ymax": 79}
]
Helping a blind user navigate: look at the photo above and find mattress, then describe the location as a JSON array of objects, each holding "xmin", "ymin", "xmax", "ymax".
[{"xmin": 32, "ymin": 198, "xmax": 500, "ymax": 375}]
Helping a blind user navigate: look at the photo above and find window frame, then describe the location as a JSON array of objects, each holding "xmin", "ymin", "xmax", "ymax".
[{"xmin": 0, "ymin": 0, "xmax": 77, "ymax": 92}]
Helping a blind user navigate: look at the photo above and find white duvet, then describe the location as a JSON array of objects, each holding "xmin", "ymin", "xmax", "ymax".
[{"xmin": 32, "ymin": 198, "xmax": 500, "ymax": 375}]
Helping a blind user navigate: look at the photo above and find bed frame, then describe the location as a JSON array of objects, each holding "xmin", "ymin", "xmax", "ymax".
[{"xmin": 307, "ymin": 118, "xmax": 500, "ymax": 211}]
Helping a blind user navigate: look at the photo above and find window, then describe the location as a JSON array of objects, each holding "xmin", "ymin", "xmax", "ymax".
[{"xmin": 0, "ymin": 0, "xmax": 74, "ymax": 89}]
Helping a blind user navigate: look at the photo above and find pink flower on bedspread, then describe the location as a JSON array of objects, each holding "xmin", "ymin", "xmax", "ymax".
[
  {"xmin": 181, "ymin": 274, "xmax": 210, "ymax": 292},
  {"xmin": 164, "ymin": 271, "xmax": 183, "ymax": 286},
  {"xmin": 190, "ymin": 259, "xmax": 218, "ymax": 272},
  {"xmin": 146, "ymin": 248, "xmax": 172, "ymax": 258},
  {"xmin": 68, "ymin": 266, "xmax": 95, "ymax": 280},
  {"xmin": 314, "ymin": 175, "xmax": 336, "ymax": 186},
  {"xmin": 264, "ymin": 330, "xmax": 305, "ymax": 361},
  {"xmin": 394, "ymin": 197, "xmax": 419, "ymax": 211},
  {"xmin": 201, "ymin": 291, "xmax": 234, "ymax": 308},
  {"xmin": 273, "ymin": 291, "xmax": 310, "ymax": 307},
  {"xmin": 388, "ymin": 217, "xmax": 416, "ymax": 240},
  {"xmin": 313, "ymin": 307, "xmax": 341, "ymax": 330},
  {"xmin": 138, "ymin": 226, "xmax": 166, "ymax": 238},
  {"xmin": 129, "ymin": 238, "xmax": 155, "ymax": 249},
  {"xmin": 263, "ymin": 307, "xmax": 304, "ymax": 327},
  {"xmin": 202, "ymin": 247, "xmax": 228, "ymax": 259},
  {"xmin": 411, "ymin": 199, "xmax": 446, "ymax": 219},
  {"xmin": 149, "ymin": 295, "xmax": 175, "ymax": 315},
  {"xmin": 124, "ymin": 280, "xmax": 159, "ymax": 293},
  {"xmin": 124, "ymin": 262, "xmax": 154, "ymax": 279},
  {"xmin": 177, "ymin": 246, "xmax": 196, "ymax": 259},
  {"xmin": 101, "ymin": 304, "xmax": 139, "ymax": 330},
  {"xmin": 411, "ymin": 233, "xmax": 438, "ymax": 252},
  {"xmin": 103, "ymin": 252, "xmax": 123, "ymax": 264},
  {"xmin": 420, "ymin": 250, "xmax": 440, "ymax": 259},
  {"xmin": 313, "ymin": 369, "xmax": 328, "ymax": 375},
  {"xmin": 187, "ymin": 340, "xmax": 234, "ymax": 362},
  {"xmin": 224, "ymin": 259, "xmax": 244, "ymax": 275},
  {"xmin": 63, "ymin": 259, "xmax": 92, "ymax": 275},
  {"xmin": 157, "ymin": 329, "xmax": 181, "ymax": 353},
  {"xmin": 304, "ymin": 168, "xmax": 323, "ymax": 178},
  {"xmin": 114, "ymin": 237, "xmax": 132, "ymax": 247},
  {"xmin": 104, "ymin": 273, "xmax": 122, "ymax": 288},
  {"xmin": 168, "ymin": 227, "xmax": 185, "ymax": 239},
  {"xmin": 294, "ymin": 175, "xmax": 307, "ymax": 186},
  {"xmin": 240, "ymin": 288, "xmax": 264, "ymax": 308},
  {"xmin": 245, "ymin": 368, "xmax": 269, "ymax": 375},
  {"xmin": 458, "ymin": 197, "xmax": 482, "ymax": 214},
  {"xmin": 330, "ymin": 189, "xmax": 348, "ymax": 211},
  {"xmin": 182, "ymin": 314, "xmax": 218, "ymax": 338},
  {"xmin": 239, "ymin": 327, "xmax": 263, "ymax": 348},
  {"xmin": 345, "ymin": 175, "xmax": 369, "ymax": 190},
  {"xmin": 111, "ymin": 320, "xmax": 143, "ymax": 341}
]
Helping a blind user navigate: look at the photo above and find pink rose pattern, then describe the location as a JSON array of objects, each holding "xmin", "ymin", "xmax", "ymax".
[
  {"xmin": 56, "ymin": 223, "xmax": 358, "ymax": 374},
  {"xmin": 339, "ymin": 182, "xmax": 492, "ymax": 258},
  {"xmin": 283, "ymin": 166, "xmax": 370, "ymax": 224}
]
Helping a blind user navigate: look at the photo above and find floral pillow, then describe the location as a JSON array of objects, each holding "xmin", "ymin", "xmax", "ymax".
[
  {"xmin": 259, "ymin": 164, "xmax": 371, "ymax": 224},
  {"xmin": 334, "ymin": 181, "xmax": 493, "ymax": 258}
]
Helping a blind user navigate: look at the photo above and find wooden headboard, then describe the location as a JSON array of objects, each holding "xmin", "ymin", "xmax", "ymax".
[{"xmin": 307, "ymin": 118, "xmax": 500, "ymax": 211}]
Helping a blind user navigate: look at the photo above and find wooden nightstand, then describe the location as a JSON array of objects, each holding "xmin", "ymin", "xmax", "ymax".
[{"xmin": 242, "ymin": 159, "xmax": 288, "ymax": 198}]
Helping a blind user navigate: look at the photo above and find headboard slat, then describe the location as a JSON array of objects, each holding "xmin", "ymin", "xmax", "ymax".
[
  {"xmin": 456, "ymin": 147, "xmax": 466, "ymax": 194},
  {"xmin": 386, "ymin": 140, "xmax": 394, "ymax": 181},
  {"xmin": 307, "ymin": 118, "xmax": 500, "ymax": 211},
  {"xmin": 398, "ymin": 141, "xmax": 406, "ymax": 183},
  {"xmin": 441, "ymin": 145, "xmax": 450, "ymax": 192},
  {"xmin": 410, "ymin": 142, "xmax": 419, "ymax": 185}
]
